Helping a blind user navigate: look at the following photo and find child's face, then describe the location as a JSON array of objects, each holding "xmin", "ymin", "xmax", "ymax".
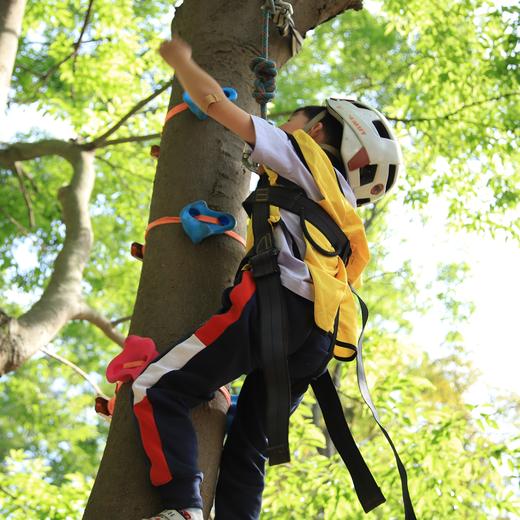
[{"xmin": 279, "ymin": 112, "xmax": 310, "ymax": 134}]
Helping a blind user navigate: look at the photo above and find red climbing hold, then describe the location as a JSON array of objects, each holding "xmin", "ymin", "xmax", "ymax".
[{"xmin": 106, "ymin": 335, "xmax": 159, "ymax": 383}]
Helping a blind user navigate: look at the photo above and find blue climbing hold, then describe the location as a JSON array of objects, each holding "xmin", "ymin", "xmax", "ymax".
[
  {"xmin": 180, "ymin": 200, "xmax": 236, "ymax": 244},
  {"xmin": 182, "ymin": 87, "xmax": 238, "ymax": 121},
  {"xmin": 225, "ymin": 394, "xmax": 239, "ymax": 434}
]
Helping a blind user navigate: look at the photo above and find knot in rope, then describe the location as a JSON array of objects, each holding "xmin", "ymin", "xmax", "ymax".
[{"xmin": 250, "ymin": 56, "xmax": 277, "ymax": 106}]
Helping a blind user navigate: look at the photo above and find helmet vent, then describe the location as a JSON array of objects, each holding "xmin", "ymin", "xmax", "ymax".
[
  {"xmin": 350, "ymin": 101, "xmax": 368, "ymax": 109},
  {"xmin": 356, "ymin": 198, "xmax": 371, "ymax": 207},
  {"xmin": 386, "ymin": 164, "xmax": 397, "ymax": 190},
  {"xmin": 359, "ymin": 164, "xmax": 377, "ymax": 186},
  {"xmin": 372, "ymin": 120, "xmax": 391, "ymax": 139}
]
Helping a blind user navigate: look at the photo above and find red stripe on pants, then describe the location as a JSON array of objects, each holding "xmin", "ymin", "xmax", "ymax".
[
  {"xmin": 134, "ymin": 396, "xmax": 173, "ymax": 485},
  {"xmin": 195, "ymin": 271, "xmax": 256, "ymax": 346}
]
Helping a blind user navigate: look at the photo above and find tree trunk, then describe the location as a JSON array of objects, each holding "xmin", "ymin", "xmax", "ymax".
[
  {"xmin": 84, "ymin": 1, "xmax": 361, "ymax": 518},
  {"xmin": 0, "ymin": 0, "xmax": 26, "ymax": 118}
]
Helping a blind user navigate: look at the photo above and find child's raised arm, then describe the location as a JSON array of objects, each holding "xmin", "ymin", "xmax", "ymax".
[{"xmin": 159, "ymin": 38, "xmax": 256, "ymax": 145}]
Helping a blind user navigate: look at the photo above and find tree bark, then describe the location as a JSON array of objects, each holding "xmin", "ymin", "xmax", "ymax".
[
  {"xmin": 0, "ymin": 0, "xmax": 26, "ymax": 118},
  {"xmin": 84, "ymin": 1, "xmax": 362, "ymax": 518}
]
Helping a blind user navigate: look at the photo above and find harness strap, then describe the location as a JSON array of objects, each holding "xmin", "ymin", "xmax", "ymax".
[
  {"xmin": 250, "ymin": 175, "xmax": 291, "ymax": 465},
  {"xmin": 311, "ymin": 371, "xmax": 386, "ymax": 513},
  {"xmin": 243, "ymin": 185, "xmax": 351, "ymax": 263},
  {"xmin": 352, "ymin": 288, "xmax": 417, "ymax": 520}
]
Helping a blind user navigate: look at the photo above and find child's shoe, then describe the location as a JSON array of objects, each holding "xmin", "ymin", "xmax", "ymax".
[{"xmin": 142, "ymin": 508, "xmax": 203, "ymax": 520}]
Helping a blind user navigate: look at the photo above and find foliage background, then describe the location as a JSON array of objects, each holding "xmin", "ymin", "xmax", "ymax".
[{"xmin": 1, "ymin": 0, "xmax": 519, "ymax": 518}]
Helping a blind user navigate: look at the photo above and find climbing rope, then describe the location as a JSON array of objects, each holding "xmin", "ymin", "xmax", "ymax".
[
  {"xmin": 250, "ymin": 1, "xmax": 278, "ymax": 119},
  {"xmin": 250, "ymin": 1, "xmax": 303, "ymax": 119}
]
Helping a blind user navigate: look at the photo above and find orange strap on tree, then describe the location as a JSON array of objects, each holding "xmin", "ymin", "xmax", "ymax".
[
  {"xmin": 145, "ymin": 216, "xmax": 246, "ymax": 247},
  {"xmin": 164, "ymin": 102, "xmax": 190, "ymax": 123},
  {"xmin": 131, "ymin": 203, "xmax": 246, "ymax": 261}
]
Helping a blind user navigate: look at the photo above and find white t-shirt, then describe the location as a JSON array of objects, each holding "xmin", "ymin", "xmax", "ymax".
[{"xmin": 248, "ymin": 115, "xmax": 356, "ymax": 301}]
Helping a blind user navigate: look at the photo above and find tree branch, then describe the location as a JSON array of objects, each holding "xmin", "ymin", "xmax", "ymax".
[
  {"xmin": 363, "ymin": 199, "xmax": 387, "ymax": 233},
  {"xmin": 40, "ymin": 345, "xmax": 109, "ymax": 398},
  {"xmin": 72, "ymin": 0, "xmax": 96, "ymax": 70},
  {"xmin": 294, "ymin": 0, "xmax": 363, "ymax": 32},
  {"xmin": 84, "ymin": 81, "xmax": 172, "ymax": 149},
  {"xmin": 12, "ymin": 162, "xmax": 35, "ymax": 228},
  {"xmin": 74, "ymin": 304, "xmax": 125, "ymax": 347},
  {"xmin": 0, "ymin": 141, "xmax": 97, "ymax": 375},
  {"xmin": 0, "ymin": 139, "xmax": 78, "ymax": 166},
  {"xmin": 37, "ymin": 0, "xmax": 96, "ymax": 85},
  {"xmin": 0, "ymin": 485, "xmax": 36, "ymax": 515},
  {"xmin": 388, "ymin": 92, "xmax": 519, "ymax": 124},
  {"xmin": 110, "ymin": 315, "xmax": 132, "ymax": 327},
  {"xmin": 93, "ymin": 133, "xmax": 161, "ymax": 149},
  {"xmin": 0, "ymin": 207, "xmax": 29, "ymax": 235}
]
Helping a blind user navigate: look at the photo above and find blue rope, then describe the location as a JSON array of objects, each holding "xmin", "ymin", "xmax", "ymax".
[{"xmin": 250, "ymin": 4, "xmax": 277, "ymax": 119}]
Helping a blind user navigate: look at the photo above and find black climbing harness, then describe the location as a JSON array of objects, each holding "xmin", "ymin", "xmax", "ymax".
[{"xmin": 243, "ymin": 136, "xmax": 417, "ymax": 519}]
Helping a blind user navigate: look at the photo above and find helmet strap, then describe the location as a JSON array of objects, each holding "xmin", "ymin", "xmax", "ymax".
[
  {"xmin": 303, "ymin": 110, "xmax": 327, "ymax": 132},
  {"xmin": 302, "ymin": 110, "xmax": 340, "ymax": 159},
  {"xmin": 320, "ymin": 144, "xmax": 341, "ymax": 159}
]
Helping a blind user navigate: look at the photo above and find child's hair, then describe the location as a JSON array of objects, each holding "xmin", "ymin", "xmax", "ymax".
[{"xmin": 292, "ymin": 106, "xmax": 346, "ymax": 177}]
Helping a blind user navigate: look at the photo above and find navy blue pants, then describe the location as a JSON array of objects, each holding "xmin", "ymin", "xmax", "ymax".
[{"xmin": 132, "ymin": 271, "xmax": 334, "ymax": 519}]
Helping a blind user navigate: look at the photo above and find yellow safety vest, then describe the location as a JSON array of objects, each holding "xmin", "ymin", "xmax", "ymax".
[{"xmin": 246, "ymin": 129, "xmax": 370, "ymax": 360}]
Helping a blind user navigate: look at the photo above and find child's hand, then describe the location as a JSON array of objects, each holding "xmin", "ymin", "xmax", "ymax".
[{"xmin": 159, "ymin": 37, "xmax": 192, "ymax": 68}]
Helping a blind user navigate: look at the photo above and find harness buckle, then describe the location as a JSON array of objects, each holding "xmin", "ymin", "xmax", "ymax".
[
  {"xmin": 250, "ymin": 247, "xmax": 280, "ymax": 278},
  {"xmin": 255, "ymin": 188, "xmax": 270, "ymax": 202}
]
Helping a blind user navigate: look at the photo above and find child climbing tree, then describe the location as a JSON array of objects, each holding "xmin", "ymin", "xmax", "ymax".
[
  {"xmin": 84, "ymin": 2, "xmax": 364, "ymax": 519},
  {"xmin": 2, "ymin": 0, "xmax": 518, "ymax": 518}
]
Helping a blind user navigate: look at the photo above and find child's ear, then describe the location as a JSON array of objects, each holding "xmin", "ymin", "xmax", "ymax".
[{"xmin": 308, "ymin": 122, "xmax": 324, "ymax": 139}]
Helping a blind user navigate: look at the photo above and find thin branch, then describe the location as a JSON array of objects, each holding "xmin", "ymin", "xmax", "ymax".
[
  {"xmin": 38, "ymin": 51, "xmax": 76, "ymax": 84},
  {"xmin": 272, "ymin": 92, "xmax": 519, "ymax": 131},
  {"xmin": 110, "ymin": 315, "xmax": 132, "ymax": 327},
  {"xmin": 73, "ymin": 304, "xmax": 125, "ymax": 347},
  {"xmin": 96, "ymin": 155, "xmax": 152, "ymax": 203},
  {"xmin": 363, "ymin": 199, "xmax": 387, "ymax": 233},
  {"xmin": 363, "ymin": 269, "xmax": 407, "ymax": 283},
  {"xmin": 0, "ymin": 207, "xmax": 29, "ymax": 235},
  {"xmin": 84, "ymin": 80, "xmax": 172, "ymax": 149},
  {"xmin": 40, "ymin": 346, "xmax": 109, "ymax": 399},
  {"xmin": 15, "ymin": 62, "xmax": 46, "ymax": 80},
  {"xmin": 388, "ymin": 92, "xmax": 519, "ymax": 124},
  {"xmin": 336, "ymin": 388, "xmax": 365, "ymax": 406},
  {"xmin": 0, "ymin": 486, "xmax": 35, "ymax": 514},
  {"xmin": 12, "ymin": 162, "xmax": 35, "ymax": 228},
  {"xmin": 72, "ymin": 0, "xmax": 96, "ymax": 71},
  {"xmin": 37, "ymin": 0, "xmax": 96, "ymax": 85},
  {"xmin": 93, "ymin": 133, "xmax": 161, "ymax": 149}
]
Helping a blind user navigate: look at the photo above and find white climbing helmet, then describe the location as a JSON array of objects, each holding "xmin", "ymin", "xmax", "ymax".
[{"xmin": 324, "ymin": 98, "xmax": 403, "ymax": 206}]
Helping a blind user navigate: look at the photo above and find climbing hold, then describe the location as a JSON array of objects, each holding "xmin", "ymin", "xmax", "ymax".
[
  {"xmin": 182, "ymin": 87, "xmax": 238, "ymax": 121},
  {"xmin": 180, "ymin": 200, "xmax": 236, "ymax": 244},
  {"xmin": 150, "ymin": 145, "xmax": 161, "ymax": 158},
  {"xmin": 95, "ymin": 395, "xmax": 111, "ymax": 420},
  {"xmin": 95, "ymin": 382, "xmax": 123, "ymax": 422},
  {"xmin": 106, "ymin": 335, "xmax": 159, "ymax": 383},
  {"xmin": 131, "ymin": 241, "xmax": 144, "ymax": 261},
  {"xmin": 129, "ymin": 210, "xmax": 246, "ymax": 261}
]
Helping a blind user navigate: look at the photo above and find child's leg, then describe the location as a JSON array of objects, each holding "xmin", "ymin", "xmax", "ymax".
[
  {"xmin": 213, "ymin": 371, "xmax": 268, "ymax": 520},
  {"xmin": 132, "ymin": 271, "xmax": 261, "ymax": 511},
  {"xmin": 214, "ymin": 313, "xmax": 334, "ymax": 520}
]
